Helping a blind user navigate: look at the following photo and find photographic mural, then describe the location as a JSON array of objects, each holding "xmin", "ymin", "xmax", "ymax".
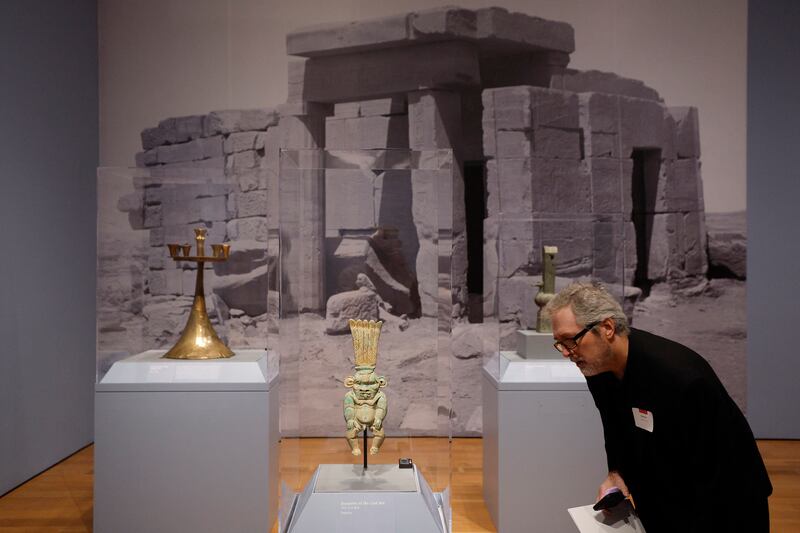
[{"xmin": 97, "ymin": 4, "xmax": 747, "ymax": 436}]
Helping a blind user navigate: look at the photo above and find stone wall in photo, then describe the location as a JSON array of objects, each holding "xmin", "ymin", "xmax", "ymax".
[{"xmin": 97, "ymin": 6, "xmax": 748, "ymax": 435}]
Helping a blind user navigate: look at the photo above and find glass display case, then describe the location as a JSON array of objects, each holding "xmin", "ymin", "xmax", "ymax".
[
  {"xmin": 482, "ymin": 212, "xmax": 630, "ymax": 380},
  {"xmin": 95, "ymin": 165, "xmax": 280, "ymax": 533},
  {"xmin": 480, "ymin": 209, "xmax": 629, "ymax": 533},
  {"xmin": 96, "ymin": 165, "xmax": 278, "ymax": 378},
  {"xmin": 277, "ymin": 149, "xmax": 454, "ymax": 533}
]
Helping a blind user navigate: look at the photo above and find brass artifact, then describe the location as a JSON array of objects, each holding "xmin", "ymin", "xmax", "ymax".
[
  {"xmin": 163, "ymin": 227, "xmax": 233, "ymax": 360},
  {"xmin": 343, "ymin": 319, "xmax": 388, "ymax": 456},
  {"xmin": 534, "ymin": 245, "xmax": 558, "ymax": 333}
]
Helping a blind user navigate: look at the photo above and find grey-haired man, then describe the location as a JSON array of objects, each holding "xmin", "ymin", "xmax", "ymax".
[{"xmin": 545, "ymin": 282, "xmax": 771, "ymax": 533}]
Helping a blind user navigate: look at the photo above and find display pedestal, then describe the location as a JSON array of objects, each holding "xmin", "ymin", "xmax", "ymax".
[
  {"xmin": 94, "ymin": 349, "xmax": 279, "ymax": 533},
  {"xmin": 516, "ymin": 329, "xmax": 556, "ymax": 359},
  {"xmin": 282, "ymin": 464, "xmax": 449, "ymax": 533},
  {"xmin": 482, "ymin": 351, "xmax": 606, "ymax": 533}
]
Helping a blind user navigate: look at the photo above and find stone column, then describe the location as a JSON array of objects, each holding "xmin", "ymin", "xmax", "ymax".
[
  {"xmin": 408, "ymin": 89, "xmax": 463, "ymax": 437},
  {"xmin": 408, "ymin": 89, "xmax": 464, "ymax": 319},
  {"xmin": 278, "ymin": 102, "xmax": 328, "ymax": 314}
]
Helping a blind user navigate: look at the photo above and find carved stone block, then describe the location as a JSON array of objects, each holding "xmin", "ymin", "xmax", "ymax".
[
  {"xmin": 530, "ymin": 158, "xmax": 591, "ymax": 214},
  {"xmin": 534, "ymin": 218, "xmax": 593, "ymax": 276},
  {"xmin": 325, "ymin": 115, "xmax": 409, "ymax": 150},
  {"xmin": 157, "ymin": 136, "xmax": 224, "ymax": 164},
  {"xmin": 579, "ymin": 92, "xmax": 620, "ymax": 134},
  {"xmin": 589, "ymin": 158, "xmax": 623, "ymax": 214},
  {"xmin": 619, "ymin": 97, "xmax": 674, "ymax": 160},
  {"xmin": 532, "ymin": 127, "xmax": 582, "ymax": 159},
  {"xmin": 552, "ymin": 70, "xmax": 661, "ymax": 101},
  {"xmin": 224, "ymin": 131, "xmax": 260, "ymax": 154},
  {"xmin": 669, "ymin": 106, "xmax": 701, "ymax": 159},
  {"xmin": 203, "ymin": 109, "xmax": 279, "ymax": 136}
]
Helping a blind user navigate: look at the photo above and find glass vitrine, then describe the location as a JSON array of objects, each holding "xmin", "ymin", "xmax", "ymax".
[
  {"xmin": 97, "ymin": 165, "xmax": 277, "ymax": 377},
  {"xmin": 480, "ymin": 210, "xmax": 629, "ymax": 533},
  {"xmin": 95, "ymin": 165, "xmax": 280, "ymax": 532},
  {"xmin": 277, "ymin": 149, "xmax": 454, "ymax": 533},
  {"xmin": 482, "ymin": 212, "xmax": 630, "ymax": 380}
]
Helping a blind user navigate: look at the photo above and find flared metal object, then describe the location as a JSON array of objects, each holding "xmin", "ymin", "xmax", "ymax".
[{"xmin": 164, "ymin": 228, "xmax": 234, "ymax": 360}]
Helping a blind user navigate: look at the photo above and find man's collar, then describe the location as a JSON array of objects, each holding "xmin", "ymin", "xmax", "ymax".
[{"xmin": 619, "ymin": 329, "xmax": 643, "ymax": 382}]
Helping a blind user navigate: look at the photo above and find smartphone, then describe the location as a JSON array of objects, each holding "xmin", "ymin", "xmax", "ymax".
[{"xmin": 593, "ymin": 488, "xmax": 626, "ymax": 511}]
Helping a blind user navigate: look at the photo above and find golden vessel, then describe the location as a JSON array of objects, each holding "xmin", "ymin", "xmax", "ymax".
[{"xmin": 163, "ymin": 228, "xmax": 233, "ymax": 360}]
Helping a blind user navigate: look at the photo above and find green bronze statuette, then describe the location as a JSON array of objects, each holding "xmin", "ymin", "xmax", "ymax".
[
  {"xmin": 534, "ymin": 245, "xmax": 558, "ymax": 333},
  {"xmin": 343, "ymin": 319, "xmax": 388, "ymax": 456}
]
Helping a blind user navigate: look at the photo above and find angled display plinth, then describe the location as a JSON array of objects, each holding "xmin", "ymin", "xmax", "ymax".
[
  {"xmin": 484, "ymin": 351, "xmax": 587, "ymax": 391},
  {"xmin": 98, "ymin": 349, "xmax": 277, "ymax": 391},
  {"xmin": 283, "ymin": 464, "xmax": 447, "ymax": 533}
]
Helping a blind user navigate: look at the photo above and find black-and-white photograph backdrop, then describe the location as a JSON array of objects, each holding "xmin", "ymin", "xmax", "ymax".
[{"xmin": 96, "ymin": 0, "xmax": 748, "ymax": 436}]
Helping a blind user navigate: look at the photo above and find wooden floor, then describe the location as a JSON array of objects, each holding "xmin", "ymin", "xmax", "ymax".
[{"xmin": 0, "ymin": 439, "xmax": 797, "ymax": 532}]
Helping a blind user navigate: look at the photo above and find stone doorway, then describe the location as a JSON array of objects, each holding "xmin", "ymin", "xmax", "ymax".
[
  {"xmin": 463, "ymin": 160, "xmax": 486, "ymax": 323},
  {"xmin": 631, "ymin": 148, "xmax": 662, "ymax": 298}
]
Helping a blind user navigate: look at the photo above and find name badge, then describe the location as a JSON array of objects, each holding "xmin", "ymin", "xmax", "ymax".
[{"xmin": 632, "ymin": 408, "xmax": 654, "ymax": 432}]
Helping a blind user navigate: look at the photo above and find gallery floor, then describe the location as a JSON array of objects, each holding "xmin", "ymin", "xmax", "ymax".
[{"xmin": 0, "ymin": 438, "xmax": 797, "ymax": 532}]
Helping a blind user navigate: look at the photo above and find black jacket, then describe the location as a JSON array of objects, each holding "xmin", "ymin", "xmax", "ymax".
[{"xmin": 586, "ymin": 328, "xmax": 772, "ymax": 533}]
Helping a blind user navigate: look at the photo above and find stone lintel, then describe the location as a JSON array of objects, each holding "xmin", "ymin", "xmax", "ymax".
[
  {"xmin": 277, "ymin": 101, "xmax": 332, "ymax": 117},
  {"xmin": 287, "ymin": 6, "xmax": 574, "ymax": 58},
  {"xmin": 290, "ymin": 41, "xmax": 480, "ymax": 104},
  {"xmin": 552, "ymin": 69, "xmax": 662, "ymax": 102}
]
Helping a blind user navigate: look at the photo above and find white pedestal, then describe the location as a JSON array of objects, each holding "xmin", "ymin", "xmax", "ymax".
[
  {"xmin": 94, "ymin": 349, "xmax": 279, "ymax": 533},
  {"xmin": 283, "ymin": 464, "xmax": 449, "ymax": 533},
  {"xmin": 482, "ymin": 352, "xmax": 606, "ymax": 533}
]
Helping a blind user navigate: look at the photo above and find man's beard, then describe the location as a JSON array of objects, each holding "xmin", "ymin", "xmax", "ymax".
[{"xmin": 574, "ymin": 346, "xmax": 613, "ymax": 376}]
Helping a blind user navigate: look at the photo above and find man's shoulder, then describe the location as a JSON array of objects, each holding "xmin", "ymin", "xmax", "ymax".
[
  {"xmin": 629, "ymin": 328, "xmax": 694, "ymax": 353},
  {"xmin": 628, "ymin": 328, "xmax": 717, "ymax": 386}
]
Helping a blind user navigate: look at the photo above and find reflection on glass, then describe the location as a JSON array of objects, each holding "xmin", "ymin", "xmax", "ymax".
[{"xmin": 278, "ymin": 149, "xmax": 452, "ymax": 532}]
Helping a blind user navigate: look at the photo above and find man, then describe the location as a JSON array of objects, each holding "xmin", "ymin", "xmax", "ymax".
[{"xmin": 545, "ymin": 282, "xmax": 771, "ymax": 533}]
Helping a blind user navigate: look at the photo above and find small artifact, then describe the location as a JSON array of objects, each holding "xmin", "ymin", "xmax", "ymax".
[
  {"xmin": 163, "ymin": 228, "xmax": 233, "ymax": 360},
  {"xmin": 534, "ymin": 245, "xmax": 558, "ymax": 333},
  {"xmin": 343, "ymin": 319, "xmax": 388, "ymax": 456}
]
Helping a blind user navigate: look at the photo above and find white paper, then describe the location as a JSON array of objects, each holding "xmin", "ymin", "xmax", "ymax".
[{"xmin": 567, "ymin": 503, "xmax": 646, "ymax": 533}]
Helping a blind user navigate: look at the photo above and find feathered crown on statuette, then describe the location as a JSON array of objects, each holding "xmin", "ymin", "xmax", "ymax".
[{"xmin": 349, "ymin": 319, "xmax": 383, "ymax": 369}]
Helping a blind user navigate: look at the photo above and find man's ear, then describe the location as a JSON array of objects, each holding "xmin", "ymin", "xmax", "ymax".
[
  {"xmin": 344, "ymin": 376, "xmax": 355, "ymax": 388},
  {"xmin": 602, "ymin": 317, "xmax": 616, "ymax": 339}
]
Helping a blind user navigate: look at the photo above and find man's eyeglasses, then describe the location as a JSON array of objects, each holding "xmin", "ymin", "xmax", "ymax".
[{"xmin": 553, "ymin": 321, "xmax": 600, "ymax": 354}]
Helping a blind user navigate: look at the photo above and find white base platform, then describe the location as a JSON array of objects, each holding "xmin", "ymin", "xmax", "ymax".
[
  {"xmin": 483, "ymin": 352, "xmax": 606, "ymax": 533},
  {"xmin": 94, "ymin": 349, "xmax": 279, "ymax": 533},
  {"xmin": 283, "ymin": 464, "xmax": 449, "ymax": 533}
]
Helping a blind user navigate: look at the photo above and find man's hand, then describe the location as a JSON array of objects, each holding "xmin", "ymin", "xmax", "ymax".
[
  {"xmin": 596, "ymin": 471, "xmax": 632, "ymax": 516},
  {"xmin": 597, "ymin": 471, "xmax": 630, "ymax": 503}
]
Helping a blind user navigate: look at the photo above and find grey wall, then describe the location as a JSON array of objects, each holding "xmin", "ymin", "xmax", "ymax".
[
  {"xmin": 0, "ymin": 0, "xmax": 98, "ymax": 494},
  {"xmin": 747, "ymin": 0, "xmax": 800, "ymax": 438}
]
